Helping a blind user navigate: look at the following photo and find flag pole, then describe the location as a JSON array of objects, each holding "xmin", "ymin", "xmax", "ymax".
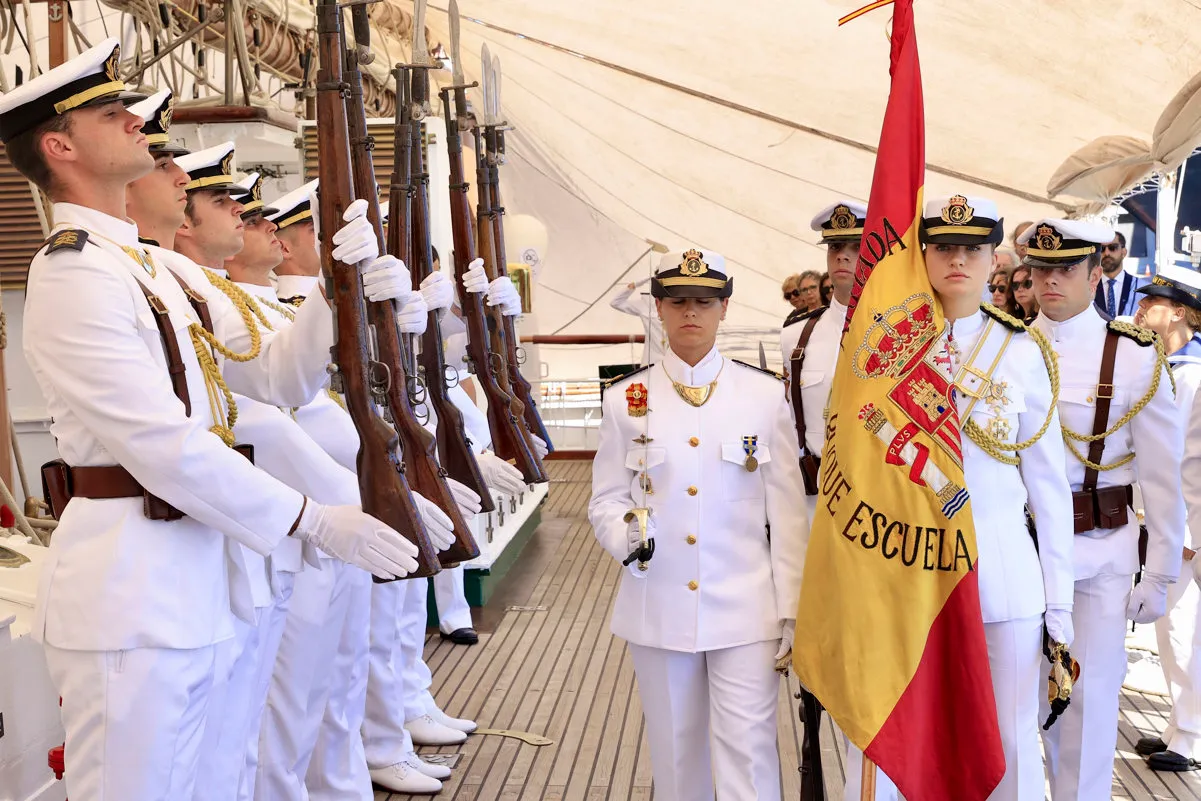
[{"xmin": 861, "ymin": 755, "xmax": 877, "ymax": 801}]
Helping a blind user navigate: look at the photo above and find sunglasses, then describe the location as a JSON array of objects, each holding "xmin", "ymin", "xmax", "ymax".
[
  {"xmin": 1013, "ymin": 279, "xmax": 1033, "ymax": 289},
  {"xmin": 1101, "ymin": 243, "xmax": 1123, "ymax": 252},
  {"xmin": 987, "ymin": 283, "xmax": 1008, "ymax": 293},
  {"xmin": 784, "ymin": 289, "xmax": 801, "ymax": 299}
]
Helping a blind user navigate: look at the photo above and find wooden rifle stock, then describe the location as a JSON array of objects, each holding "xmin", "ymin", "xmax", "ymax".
[
  {"xmin": 440, "ymin": 88, "xmax": 544, "ymax": 484},
  {"xmin": 313, "ymin": 0, "xmax": 439, "ymax": 580},
  {"xmin": 483, "ymin": 125, "xmax": 554, "ymax": 453},
  {"xmin": 472, "ymin": 126, "xmax": 547, "ymax": 484},
  {"xmin": 344, "ymin": 41, "xmax": 479, "ymax": 565},
  {"xmin": 408, "ymin": 67, "xmax": 495, "ymax": 512}
]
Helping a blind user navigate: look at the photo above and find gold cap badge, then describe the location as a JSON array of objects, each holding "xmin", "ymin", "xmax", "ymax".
[
  {"xmin": 220, "ymin": 151, "xmax": 234, "ymax": 177},
  {"xmin": 829, "ymin": 204, "xmax": 856, "ymax": 230},
  {"xmin": 1036, "ymin": 224, "xmax": 1062, "ymax": 252},
  {"xmin": 680, "ymin": 249, "xmax": 708, "ymax": 276},
  {"xmin": 104, "ymin": 47, "xmax": 120, "ymax": 83},
  {"xmin": 940, "ymin": 195, "xmax": 974, "ymax": 226}
]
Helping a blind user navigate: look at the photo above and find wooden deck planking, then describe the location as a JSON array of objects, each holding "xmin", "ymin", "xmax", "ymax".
[{"xmin": 380, "ymin": 460, "xmax": 1201, "ymax": 800}]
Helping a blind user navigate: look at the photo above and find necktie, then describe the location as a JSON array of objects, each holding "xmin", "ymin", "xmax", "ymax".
[{"xmin": 1106, "ymin": 277, "xmax": 1117, "ymax": 318}]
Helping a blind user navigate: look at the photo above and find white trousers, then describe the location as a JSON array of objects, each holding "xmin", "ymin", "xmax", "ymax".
[
  {"xmin": 1041, "ymin": 572, "xmax": 1132, "ymax": 801},
  {"xmin": 1156, "ymin": 558, "xmax": 1201, "ymax": 760},
  {"xmin": 362, "ymin": 577, "xmax": 428, "ymax": 767},
  {"xmin": 45, "ymin": 642, "xmax": 219, "ymax": 801},
  {"xmin": 255, "ymin": 560, "xmax": 364, "ymax": 801},
  {"xmin": 843, "ymin": 615, "xmax": 1044, "ymax": 801},
  {"xmin": 433, "ymin": 564, "xmax": 474, "ymax": 633},
  {"xmin": 628, "ymin": 640, "xmax": 781, "ymax": 801},
  {"xmin": 306, "ymin": 566, "xmax": 373, "ymax": 801},
  {"xmin": 194, "ymin": 572, "xmax": 295, "ymax": 801}
]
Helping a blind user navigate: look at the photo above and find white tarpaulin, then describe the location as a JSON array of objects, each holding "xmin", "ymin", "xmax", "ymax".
[{"xmin": 419, "ymin": 0, "xmax": 1201, "ymax": 338}]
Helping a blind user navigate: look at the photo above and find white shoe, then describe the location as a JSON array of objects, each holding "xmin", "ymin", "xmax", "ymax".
[
  {"xmin": 407, "ymin": 752, "xmax": 452, "ymax": 780},
  {"xmin": 369, "ymin": 761, "xmax": 443, "ymax": 794},
  {"xmin": 430, "ymin": 705, "xmax": 478, "ymax": 734},
  {"xmin": 407, "ymin": 714, "xmax": 469, "ymax": 746}
]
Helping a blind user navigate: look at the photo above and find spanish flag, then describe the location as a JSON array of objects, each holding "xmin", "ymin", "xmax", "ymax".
[{"xmin": 793, "ymin": 2, "xmax": 1005, "ymax": 799}]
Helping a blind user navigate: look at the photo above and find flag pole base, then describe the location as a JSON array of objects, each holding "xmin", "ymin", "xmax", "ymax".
[{"xmin": 861, "ymin": 754, "xmax": 877, "ymax": 801}]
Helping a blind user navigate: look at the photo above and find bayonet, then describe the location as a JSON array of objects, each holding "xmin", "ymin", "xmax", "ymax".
[
  {"xmin": 412, "ymin": 0, "xmax": 429, "ymax": 66},
  {"xmin": 448, "ymin": 0, "xmax": 465, "ymax": 85},
  {"xmin": 480, "ymin": 43, "xmax": 494, "ymax": 125},
  {"xmin": 491, "ymin": 54, "xmax": 503, "ymax": 125},
  {"xmin": 759, "ymin": 341, "xmax": 768, "ymax": 371}
]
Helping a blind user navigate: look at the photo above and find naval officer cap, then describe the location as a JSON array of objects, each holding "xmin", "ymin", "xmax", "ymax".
[
  {"xmin": 234, "ymin": 172, "xmax": 279, "ymax": 219},
  {"xmin": 266, "ymin": 179, "xmax": 318, "ymax": 230},
  {"xmin": 1017, "ymin": 218, "xmax": 1115, "ymax": 268},
  {"xmin": 1136, "ymin": 263, "xmax": 1201, "ymax": 313},
  {"xmin": 811, "ymin": 200, "xmax": 868, "ymax": 243},
  {"xmin": 175, "ymin": 141, "xmax": 250, "ymax": 196},
  {"xmin": 128, "ymin": 89, "xmax": 189, "ymax": 156},
  {"xmin": 0, "ymin": 37, "xmax": 145, "ymax": 144},
  {"xmin": 919, "ymin": 194, "xmax": 1004, "ymax": 246},
  {"xmin": 650, "ymin": 248, "xmax": 733, "ymax": 299}
]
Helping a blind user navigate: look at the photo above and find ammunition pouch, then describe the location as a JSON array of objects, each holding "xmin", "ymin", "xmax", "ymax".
[
  {"xmin": 41, "ymin": 444, "xmax": 254, "ymax": 522},
  {"xmin": 1071, "ymin": 484, "xmax": 1132, "ymax": 535}
]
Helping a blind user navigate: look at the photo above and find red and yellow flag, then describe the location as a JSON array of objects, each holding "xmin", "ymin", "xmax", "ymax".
[{"xmin": 793, "ymin": 2, "xmax": 1004, "ymax": 799}]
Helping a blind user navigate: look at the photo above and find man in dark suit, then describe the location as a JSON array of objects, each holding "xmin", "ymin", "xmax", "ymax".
[{"xmin": 1093, "ymin": 231, "xmax": 1148, "ymax": 318}]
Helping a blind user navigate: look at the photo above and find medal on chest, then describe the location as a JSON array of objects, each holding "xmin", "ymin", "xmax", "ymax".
[
  {"xmin": 742, "ymin": 434, "xmax": 759, "ymax": 472},
  {"xmin": 626, "ymin": 383, "xmax": 648, "ymax": 417}
]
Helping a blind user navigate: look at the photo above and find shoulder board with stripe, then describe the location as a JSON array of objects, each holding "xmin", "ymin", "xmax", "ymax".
[
  {"xmin": 278, "ymin": 295, "xmax": 306, "ymax": 307},
  {"xmin": 42, "ymin": 229, "xmax": 90, "ymax": 254},
  {"xmin": 602, "ymin": 363, "xmax": 651, "ymax": 388},
  {"xmin": 1107, "ymin": 319, "xmax": 1157, "ymax": 347},
  {"xmin": 731, "ymin": 359, "xmax": 785, "ymax": 381},
  {"xmin": 980, "ymin": 302, "xmax": 1026, "ymax": 332}
]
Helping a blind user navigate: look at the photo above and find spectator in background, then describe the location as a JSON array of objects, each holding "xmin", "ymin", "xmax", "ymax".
[
  {"xmin": 1011, "ymin": 264, "xmax": 1039, "ymax": 322},
  {"xmin": 1093, "ymin": 231, "xmax": 1147, "ymax": 319},
  {"xmin": 1013, "ymin": 221, "xmax": 1034, "ymax": 261},
  {"xmin": 798, "ymin": 270, "xmax": 823, "ymax": 313},
  {"xmin": 993, "ymin": 248, "xmax": 1018, "ymax": 271},
  {"xmin": 989, "ymin": 265, "xmax": 1018, "ymax": 315},
  {"xmin": 781, "ymin": 273, "xmax": 804, "ymax": 319},
  {"xmin": 820, "ymin": 273, "xmax": 833, "ymax": 307}
]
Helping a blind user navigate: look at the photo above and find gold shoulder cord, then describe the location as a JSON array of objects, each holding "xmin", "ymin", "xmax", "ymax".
[
  {"xmin": 961, "ymin": 325, "xmax": 1060, "ymax": 467},
  {"xmin": 1061, "ymin": 333, "xmax": 1167, "ymax": 472},
  {"xmin": 194, "ymin": 269, "xmax": 275, "ymax": 362}
]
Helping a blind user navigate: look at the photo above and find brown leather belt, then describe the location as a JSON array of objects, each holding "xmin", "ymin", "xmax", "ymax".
[
  {"xmin": 42, "ymin": 444, "xmax": 254, "ymax": 522},
  {"xmin": 789, "ymin": 308, "xmax": 826, "ymax": 497}
]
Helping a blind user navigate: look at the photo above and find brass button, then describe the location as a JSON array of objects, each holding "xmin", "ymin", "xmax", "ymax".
[
  {"xmin": 638, "ymin": 562, "xmax": 649, "ymax": 572},
  {"xmin": 1086, "ymin": 395, "xmax": 1094, "ymax": 403},
  {"xmin": 689, "ymin": 437, "xmax": 699, "ymax": 447},
  {"xmin": 687, "ymin": 580, "xmax": 698, "ymax": 591},
  {"xmin": 686, "ymin": 535, "xmax": 697, "ymax": 545},
  {"xmin": 687, "ymin": 486, "xmax": 698, "ymax": 496}
]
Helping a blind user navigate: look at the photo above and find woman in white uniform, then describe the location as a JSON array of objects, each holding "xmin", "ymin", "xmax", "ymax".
[
  {"xmin": 846, "ymin": 195, "xmax": 1076, "ymax": 801},
  {"xmin": 589, "ymin": 249, "xmax": 807, "ymax": 801}
]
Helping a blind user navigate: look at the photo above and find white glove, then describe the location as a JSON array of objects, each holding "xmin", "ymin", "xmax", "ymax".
[
  {"xmin": 1044, "ymin": 607, "xmax": 1074, "ymax": 647},
  {"xmin": 461, "ymin": 258, "xmax": 488, "ymax": 293},
  {"xmin": 485, "ymin": 276, "xmax": 520, "ymax": 311},
  {"xmin": 477, "ymin": 450, "xmax": 526, "ymax": 495},
  {"xmin": 446, "ymin": 477, "xmax": 482, "ymax": 519},
  {"xmin": 410, "ymin": 492, "xmax": 455, "ymax": 553},
  {"xmin": 361, "ymin": 255, "xmax": 412, "ymax": 303},
  {"xmin": 502, "ymin": 297, "xmax": 523, "ymax": 317},
  {"xmin": 420, "ymin": 271, "xmax": 454, "ymax": 311},
  {"xmin": 626, "ymin": 512, "xmax": 655, "ymax": 556},
  {"xmin": 529, "ymin": 434, "xmax": 549, "ymax": 460},
  {"xmin": 293, "ymin": 501, "xmax": 419, "ymax": 580},
  {"xmin": 1127, "ymin": 576, "xmax": 1171, "ymax": 624},
  {"xmin": 328, "ymin": 198, "xmax": 378, "ymax": 265},
  {"xmin": 775, "ymin": 618, "xmax": 796, "ymax": 662},
  {"xmin": 395, "ymin": 291, "xmax": 429, "ymax": 334}
]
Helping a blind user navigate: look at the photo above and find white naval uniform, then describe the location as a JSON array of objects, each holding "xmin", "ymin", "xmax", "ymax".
[
  {"xmin": 589, "ymin": 346, "xmax": 808, "ymax": 801},
  {"xmin": 845, "ymin": 309, "xmax": 1076, "ymax": 801},
  {"xmin": 609, "ymin": 278, "xmax": 666, "ymax": 365},
  {"xmin": 238, "ymin": 281, "xmax": 376, "ymax": 801},
  {"xmin": 779, "ymin": 297, "xmax": 848, "ymax": 524},
  {"xmin": 1159, "ymin": 339, "xmax": 1201, "ymax": 763},
  {"xmin": 24, "ymin": 204, "xmax": 330, "ymax": 801},
  {"xmin": 168, "ymin": 268, "xmax": 363, "ymax": 801},
  {"xmin": 1033, "ymin": 306, "xmax": 1186, "ymax": 801}
]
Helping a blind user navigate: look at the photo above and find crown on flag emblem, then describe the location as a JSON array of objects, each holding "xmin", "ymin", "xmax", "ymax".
[{"xmin": 852, "ymin": 294, "xmax": 938, "ymax": 380}]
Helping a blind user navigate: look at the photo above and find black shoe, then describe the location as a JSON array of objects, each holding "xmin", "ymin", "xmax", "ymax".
[
  {"xmin": 1137, "ymin": 736, "xmax": 1169, "ymax": 757},
  {"xmin": 1148, "ymin": 750, "xmax": 1201, "ymax": 771},
  {"xmin": 440, "ymin": 627, "xmax": 478, "ymax": 645}
]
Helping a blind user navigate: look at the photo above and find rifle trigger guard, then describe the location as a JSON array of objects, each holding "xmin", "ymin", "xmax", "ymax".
[
  {"xmin": 407, "ymin": 373, "xmax": 428, "ymax": 408},
  {"xmin": 487, "ymin": 351, "xmax": 506, "ymax": 377},
  {"xmin": 515, "ymin": 345, "xmax": 528, "ymax": 366},
  {"xmin": 443, "ymin": 364, "xmax": 461, "ymax": 388},
  {"xmin": 368, "ymin": 359, "xmax": 392, "ymax": 396}
]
